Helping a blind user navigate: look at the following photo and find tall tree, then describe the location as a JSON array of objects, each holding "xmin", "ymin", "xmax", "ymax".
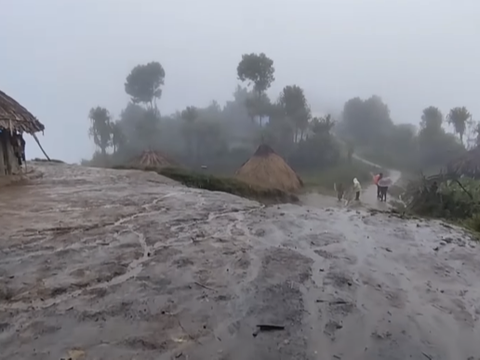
[
  {"xmin": 340, "ymin": 96, "xmax": 392, "ymax": 146},
  {"xmin": 181, "ymin": 106, "xmax": 199, "ymax": 124},
  {"xmin": 418, "ymin": 106, "xmax": 466, "ymax": 167},
  {"xmin": 237, "ymin": 53, "xmax": 275, "ymax": 95},
  {"xmin": 88, "ymin": 106, "xmax": 112, "ymax": 157},
  {"xmin": 125, "ymin": 61, "xmax": 165, "ymax": 108},
  {"xmin": 136, "ymin": 109, "xmax": 161, "ymax": 150},
  {"xmin": 245, "ymin": 93, "xmax": 271, "ymax": 125},
  {"xmin": 279, "ymin": 85, "xmax": 311, "ymax": 142},
  {"xmin": 110, "ymin": 121, "xmax": 126, "ymax": 154},
  {"xmin": 237, "ymin": 53, "xmax": 275, "ymax": 124},
  {"xmin": 420, "ymin": 106, "xmax": 443, "ymax": 131},
  {"xmin": 474, "ymin": 122, "xmax": 480, "ymax": 148},
  {"xmin": 447, "ymin": 106, "xmax": 471, "ymax": 144},
  {"xmin": 310, "ymin": 114, "xmax": 335, "ymax": 136},
  {"xmin": 181, "ymin": 106, "xmax": 199, "ymax": 160}
]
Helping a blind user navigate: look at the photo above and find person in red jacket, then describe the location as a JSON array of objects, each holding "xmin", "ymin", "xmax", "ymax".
[{"xmin": 373, "ymin": 172, "xmax": 383, "ymax": 199}]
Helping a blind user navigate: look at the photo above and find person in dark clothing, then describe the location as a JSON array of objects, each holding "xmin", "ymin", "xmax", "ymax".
[
  {"xmin": 379, "ymin": 186, "xmax": 388, "ymax": 202},
  {"xmin": 335, "ymin": 182, "xmax": 345, "ymax": 201}
]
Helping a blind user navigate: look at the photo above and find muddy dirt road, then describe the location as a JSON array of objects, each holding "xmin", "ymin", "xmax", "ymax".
[
  {"xmin": 1, "ymin": 162, "xmax": 480, "ymax": 359},
  {"xmin": 301, "ymin": 164, "xmax": 401, "ymax": 211}
]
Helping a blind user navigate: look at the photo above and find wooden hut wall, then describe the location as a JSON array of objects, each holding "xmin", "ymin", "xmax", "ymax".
[
  {"xmin": 0, "ymin": 131, "xmax": 20, "ymax": 175},
  {"xmin": 0, "ymin": 135, "xmax": 5, "ymax": 175}
]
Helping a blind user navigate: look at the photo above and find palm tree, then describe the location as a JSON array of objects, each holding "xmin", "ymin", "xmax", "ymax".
[{"xmin": 447, "ymin": 106, "xmax": 471, "ymax": 144}]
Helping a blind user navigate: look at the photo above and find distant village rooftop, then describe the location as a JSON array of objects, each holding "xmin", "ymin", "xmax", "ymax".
[{"xmin": 0, "ymin": 90, "xmax": 45, "ymax": 134}]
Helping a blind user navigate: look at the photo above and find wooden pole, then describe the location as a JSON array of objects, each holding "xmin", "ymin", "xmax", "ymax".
[{"xmin": 31, "ymin": 133, "xmax": 51, "ymax": 161}]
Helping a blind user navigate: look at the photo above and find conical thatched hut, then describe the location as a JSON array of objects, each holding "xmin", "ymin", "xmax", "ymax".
[
  {"xmin": 129, "ymin": 150, "xmax": 178, "ymax": 168},
  {"xmin": 235, "ymin": 144, "xmax": 303, "ymax": 192},
  {"xmin": 0, "ymin": 90, "xmax": 45, "ymax": 176}
]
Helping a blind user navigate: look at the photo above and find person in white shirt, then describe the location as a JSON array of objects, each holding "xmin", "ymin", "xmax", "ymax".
[{"xmin": 353, "ymin": 178, "xmax": 361, "ymax": 201}]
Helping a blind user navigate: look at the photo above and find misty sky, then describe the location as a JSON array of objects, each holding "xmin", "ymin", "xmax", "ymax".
[{"xmin": 1, "ymin": 0, "xmax": 479, "ymax": 163}]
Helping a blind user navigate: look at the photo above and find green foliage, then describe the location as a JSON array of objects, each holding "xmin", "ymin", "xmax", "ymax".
[
  {"xmin": 237, "ymin": 53, "xmax": 275, "ymax": 94},
  {"xmin": 447, "ymin": 106, "xmax": 471, "ymax": 144},
  {"xmin": 136, "ymin": 109, "xmax": 161, "ymax": 149},
  {"xmin": 465, "ymin": 213, "xmax": 480, "ymax": 233},
  {"xmin": 245, "ymin": 93, "xmax": 271, "ymax": 123},
  {"xmin": 339, "ymin": 98, "xmax": 470, "ymax": 172},
  {"xmin": 289, "ymin": 115, "xmax": 339, "ymax": 171},
  {"xmin": 124, "ymin": 62, "xmax": 165, "ymax": 107},
  {"xmin": 181, "ymin": 106, "xmax": 198, "ymax": 124},
  {"xmin": 110, "ymin": 121, "xmax": 126, "ymax": 154},
  {"xmin": 407, "ymin": 178, "xmax": 480, "ymax": 230},
  {"xmin": 279, "ymin": 85, "xmax": 311, "ymax": 142},
  {"xmin": 341, "ymin": 95, "xmax": 393, "ymax": 146},
  {"xmin": 180, "ymin": 106, "xmax": 199, "ymax": 159},
  {"xmin": 88, "ymin": 107, "xmax": 112, "ymax": 156},
  {"xmin": 421, "ymin": 106, "xmax": 443, "ymax": 131},
  {"xmin": 474, "ymin": 123, "xmax": 480, "ymax": 148}
]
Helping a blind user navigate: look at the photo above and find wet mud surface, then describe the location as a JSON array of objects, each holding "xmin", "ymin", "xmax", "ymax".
[{"xmin": 1, "ymin": 162, "xmax": 480, "ymax": 359}]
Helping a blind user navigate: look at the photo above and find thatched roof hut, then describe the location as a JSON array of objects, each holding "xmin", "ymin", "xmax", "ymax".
[
  {"xmin": 446, "ymin": 147, "xmax": 480, "ymax": 179},
  {"xmin": 235, "ymin": 144, "xmax": 303, "ymax": 192},
  {"xmin": 129, "ymin": 150, "xmax": 178, "ymax": 168},
  {"xmin": 0, "ymin": 90, "xmax": 46, "ymax": 176},
  {"xmin": 0, "ymin": 90, "xmax": 45, "ymax": 134}
]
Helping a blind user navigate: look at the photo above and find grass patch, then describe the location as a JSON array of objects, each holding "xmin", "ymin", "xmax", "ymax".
[
  {"xmin": 463, "ymin": 214, "xmax": 480, "ymax": 235},
  {"xmin": 31, "ymin": 158, "xmax": 64, "ymax": 163},
  {"xmin": 113, "ymin": 165, "xmax": 298, "ymax": 204},
  {"xmin": 299, "ymin": 160, "xmax": 381, "ymax": 195}
]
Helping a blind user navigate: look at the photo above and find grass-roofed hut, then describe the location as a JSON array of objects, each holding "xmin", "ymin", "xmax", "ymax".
[
  {"xmin": 0, "ymin": 90, "xmax": 45, "ymax": 175},
  {"xmin": 235, "ymin": 144, "xmax": 303, "ymax": 192},
  {"xmin": 128, "ymin": 150, "xmax": 179, "ymax": 169}
]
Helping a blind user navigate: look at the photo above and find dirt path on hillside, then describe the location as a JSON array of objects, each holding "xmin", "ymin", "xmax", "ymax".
[{"xmin": 0, "ymin": 162, "xmax": 479, "ymax": 359}]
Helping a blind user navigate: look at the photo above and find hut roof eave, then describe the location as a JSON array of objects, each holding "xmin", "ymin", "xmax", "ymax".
[{"xmin": 0, "ymin": 90, "xmax": 45, "ymax": 134}]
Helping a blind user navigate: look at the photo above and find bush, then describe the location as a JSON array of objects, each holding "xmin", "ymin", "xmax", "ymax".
[
  {"xmin": 406, "ymin": 177, "xmax": 480, "ymax": 233},
  {"xmin": 465, "ymin": 214, "xmax": 480, "ymax": 233}
]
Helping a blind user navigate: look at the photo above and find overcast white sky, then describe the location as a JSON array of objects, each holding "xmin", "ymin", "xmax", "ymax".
[{"xmin": 1, "ymin": 0, "xmax": 479, "ymax": 162}]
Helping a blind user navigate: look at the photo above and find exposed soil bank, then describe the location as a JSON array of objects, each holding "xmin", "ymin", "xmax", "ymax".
[{"xmin": 0, "ymin": 162, "xmax": 479, "ymax": 359}]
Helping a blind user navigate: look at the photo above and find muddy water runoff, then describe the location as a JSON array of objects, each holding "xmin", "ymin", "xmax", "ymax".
[{"xmin": 0, "ymin": 162, "xmax": 480, "ymax": 359}]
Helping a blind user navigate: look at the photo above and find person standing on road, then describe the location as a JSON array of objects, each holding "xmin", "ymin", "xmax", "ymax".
[
  {"xmin": 377, "ymin": 177, "xmax": 391, "ymax": 202},
  {"xmin": 353, "ymin": 178, "xmax": 361, "ymax": 201},
  {"xmin": 373, "ymin": 172, "xmax": 383, "ymax": 199},
  {"xmin": 334, "ymin": 182, "xmax": 345, "ymax": 201}
]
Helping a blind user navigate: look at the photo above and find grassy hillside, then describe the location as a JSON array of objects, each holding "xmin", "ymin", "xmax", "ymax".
[{"xmin": 113, "ymin": 165, "xmax": 299, "ymax": 204}]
